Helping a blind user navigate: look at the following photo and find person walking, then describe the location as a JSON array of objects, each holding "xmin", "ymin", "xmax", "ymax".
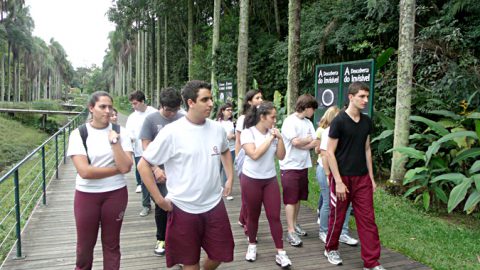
[
  {"xmin": 125, "ymin": 90, "xmax": 157, "ymax": 216},
  {"xmin": 324, "ymin": 82, "xmax": 384, "ymax": 270},
  {"xmin": 316, "ymin": 106, "xmax": 358, "ymax": 246},
  {"xmin": 67, "ymin": 91, "xmax": 133, "ymax": 270},
  {"xmin": 280, "ymin": 94, "xmax": 319, "ymax": 247},
  {"xmin": 240, "ymin": 102, "xmax": 292, "ymax": 268},
  {"xmin": 139, "ymin": 87, "xmax": 184, "ymax": 256},
  {"xmin": 216, "ymin": 103, "xmax": 236, "ymax": 200},
  {"xmin": 138, "ymin": 80, "xmax": 234, "ymax": 270}
]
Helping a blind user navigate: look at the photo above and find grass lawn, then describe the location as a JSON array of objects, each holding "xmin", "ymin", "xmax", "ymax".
[{"xmin": 306, "ymin": 166, "xmax": 480, "ymax": 270}]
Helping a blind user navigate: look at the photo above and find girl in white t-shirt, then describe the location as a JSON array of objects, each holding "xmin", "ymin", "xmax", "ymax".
[
  {"xmin": 216, "ymin": 103, "xmax": 235, "ymax": 200},
  {"xmin": 235, "ymin": 90, "xmax": 263, "ymax": 228},
  {"xmin": 67, "ymin": 91, "xmax": 133, "ymax": 269},
  {"xmin": 316, "ymin": 106, "xmax": 358, "ymax": 246},
  {"xmin": 240, "ymin": 102, "xmax": 292, "ymax": 268}
]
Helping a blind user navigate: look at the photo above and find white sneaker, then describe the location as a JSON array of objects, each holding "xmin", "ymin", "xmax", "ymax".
[
  {"xmin": 363, "ymin": 265, "xmax": 386, "ymax": 270},
  {"xmin": 275, "ymin": 250, "xmax": 292, "ymax": 268},
  {"xmin": 245, "ymin": 244, "xmax": 257, "ymax": 262},
  {"xmin": 135, "ymin": 185, "xmax": 142, "ymax": 193},
  {"xmin": 319, "ymin": 231, "xmax": 327, "ymax": 243},
  {"xmin": 339, "ymin": 234, "xmax": 359, "ymax": 246},
  {"xmin": 324, "ymin": 249, "xmax": 343, "ymax": 265},
  {"xmin": 226, "ymin": 195, "xmax": 234, "ymax": 201}
]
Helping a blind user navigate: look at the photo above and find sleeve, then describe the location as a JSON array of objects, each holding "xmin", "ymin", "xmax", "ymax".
[
  {"xmin": 142, "ymin": 127, "xmax": 174, "ymax": 166},
  {"xmin": 120, "ymin": 127, "xmax": 134, "ymax": 152},
  {"xmin": 315, "ymin": 127, "xmax": 323, "ymax": 140},
  {"xmin": 66, "ymin": 129, "xmax": 86, "ymax": 157},
  {"xmin": 139, "ymin": 117, "xmax": 153, "ymax": 141},
  {"xmin": 240, "ymin": 128, "xmax": 254, "ymax": 145},
  {"xmin": 220, "ymin": 127, "xmax": 229, "ymax": 152},
  {"xmin": 329, "ymin": 116, "xmax": 341, "ymax": 139},
  {"xmin": 281, "ymin": 117, "xmax": 298, "ymax": 141},
  {"xmin": 309, "ymin": 121, "xmax": 316, "ymax": 137},
  {"xmin": 320, "ymin": 128, "xmax": 329, "ymax": 150},
  {"xmin": 125, "ymin": 115, "xmax": 136, "ymax": 141},
  {"xmin": 236, "ymin": 115, "xmax": 245, "ymax": 132}
]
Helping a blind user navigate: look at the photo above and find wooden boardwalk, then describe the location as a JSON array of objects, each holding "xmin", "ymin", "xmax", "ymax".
[{"xmin": 1, "ymin": 117, "xmax": 430, "ymax": 270}]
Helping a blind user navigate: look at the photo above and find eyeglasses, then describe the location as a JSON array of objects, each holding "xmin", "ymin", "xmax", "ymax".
[{"xmin": 163, "ymin": 106, "xmax": 180, "ymax": 113}]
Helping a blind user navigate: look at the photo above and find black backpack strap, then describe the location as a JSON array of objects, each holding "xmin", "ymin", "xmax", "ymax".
[
  {"xmin": 112, "ymin": 123, "xmax": 121, "ymax": 134},
  {"xmin": 78, "ymin": 123, "xmax": 91, "ymax": 164}
]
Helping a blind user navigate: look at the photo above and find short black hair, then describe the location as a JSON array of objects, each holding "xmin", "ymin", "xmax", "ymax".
[
  {"xmin": 295, "ymin": 94, "xmax": 318, "ymax": 112},
  {"xmin": 159, "ymin": 87, "xmax": 182, "ymax": 108},
  {"xmin": 128, "ymin": 90, "xmax": 146, "ymax": 102},
  {"xmin": 348, "ymin": 82, "xmax": 370, "ymax": 96},
  {"xmin": 181, "ymin": 80, "xmax": 211, "ymax": 110},
  {"xmin": 88, "ymin": 91, "xmax": 112, "ymax": 108}
]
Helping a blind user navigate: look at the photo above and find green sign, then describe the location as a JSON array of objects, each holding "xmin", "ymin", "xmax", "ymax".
[
  {"xmin": 218, "ymin": 80, "xmax": 234, "ymax": 102},
  {"xmin": 315, "ymin": 59, "xmax": 375, "ymax": 123}
]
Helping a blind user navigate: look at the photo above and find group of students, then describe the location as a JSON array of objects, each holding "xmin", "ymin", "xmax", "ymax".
[{"xmin": 67, "ymin": 80, "xmax": 384, "ymax": 270}]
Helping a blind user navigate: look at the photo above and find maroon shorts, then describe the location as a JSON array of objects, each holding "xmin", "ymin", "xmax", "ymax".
[
  {"xmin": 165, "ymin": 200, "xmax": 234, "ymax": 267},
  {"xmin": 280, "ymin": 169, "xmax": 309, "ymax": 204}
]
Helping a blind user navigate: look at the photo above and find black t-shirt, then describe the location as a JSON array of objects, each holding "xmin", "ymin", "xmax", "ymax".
[{"xmin": 328, "ymin": 111, "xmax": 373, "ymax": 176}]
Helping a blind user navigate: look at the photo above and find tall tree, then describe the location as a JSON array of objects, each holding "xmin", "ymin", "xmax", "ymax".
[
  {"xmin": 390, "ymin": 0, "xmax": 416, "ymax": 184},
  {"xmin": 187, "ymin": 0, "xmax": 193, "ymax": 80},
  {"xmin": 210, "ymin": 0, "xmax": 220, "ymax": 95},
  {"xmin": 236, "ymin": 0, "xmax": 249, "ymax": 112},
  {"xmin": 286, "ymin": 0, "xmax": 300, "ymax": 114},
  {"xmin": 273, "ymin": 0, "xmax": 281, "ymax": 38}
]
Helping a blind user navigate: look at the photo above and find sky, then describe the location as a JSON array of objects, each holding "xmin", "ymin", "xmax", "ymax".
[{"xmin": 25, "ymin": 0, "xmax": 116, "ymax": 69}]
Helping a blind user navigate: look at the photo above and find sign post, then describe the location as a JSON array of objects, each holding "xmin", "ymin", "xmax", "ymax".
[{"xmin": 218, "ymin": 79, "xmax": 234, "ymax": 102}]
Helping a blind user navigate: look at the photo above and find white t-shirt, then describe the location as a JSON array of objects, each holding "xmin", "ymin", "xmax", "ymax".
[
  {"xmin": 67, "ymin": 123, "xmax": 133, "ymax": 193},
  {"xmin": 236, "ymin": 115, "xmax": 245, "ymax": 133},
  {"xmin": 126, "ymin": 106, "xmax": 157, "ymax": 157},
  {"xmin": 219, "ymin": 120, "xmax": 235, "ymax": 151},
  {"xmin": 318, "ymin": 127, "xmax": 330, "ymax": 168},
  {"xmin": 142, "ymin": 117, "xmax": 228, "ymax": 214},
  {"xmin": 241, "ymin": 127, "xmax": 278, "ymax": 179},
  {"xmin": 279, "ymin": 113, "xmax": 316, "ymax": 170}
]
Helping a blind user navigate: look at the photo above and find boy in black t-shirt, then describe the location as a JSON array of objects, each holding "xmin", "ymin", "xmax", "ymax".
[{"xmin": 323, "ymin": 82, "xmax": 385, "ymax": 270}]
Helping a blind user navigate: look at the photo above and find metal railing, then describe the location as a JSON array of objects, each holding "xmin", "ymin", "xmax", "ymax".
[{"xmin": 0, "ymin": 109, "xmax": 87, "ymax": 262}]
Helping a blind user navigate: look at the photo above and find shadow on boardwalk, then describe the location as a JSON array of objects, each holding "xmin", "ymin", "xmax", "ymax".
[{"xmin": 1, "ymin": 117, "xmax": 430, "ymax": 270}]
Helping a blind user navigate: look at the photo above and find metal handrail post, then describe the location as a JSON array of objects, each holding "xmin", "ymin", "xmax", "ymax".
[
  {"xmin": 42, "ymin": 146, "xmax": 46, "ymax": 205},
  {"xmin": 55, "ymin": 135, "xmax": 59, "ymax": 179},
  {"xmin": 13, "ymin": 170, "xmax": 23, "ymax": 259},
  {"xmin": 63, "ymin": 129, "xmax": 66, "ymax": 164}
]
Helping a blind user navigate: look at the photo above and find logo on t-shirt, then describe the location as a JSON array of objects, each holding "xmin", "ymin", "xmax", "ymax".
[
  {"xmin": 211, "ymin": 145, "xmax": 220, "ymax": 156},
  {"xmin": 156, "ymin": 124, "xmax": 164, "ymax": 132}
]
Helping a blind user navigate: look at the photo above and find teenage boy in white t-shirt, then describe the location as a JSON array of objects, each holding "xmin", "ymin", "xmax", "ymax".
[
  {"xmin": 138, "ymin": 80, "xmax": 234, "ymax": 270},
  {"xmin": 280, "ymin": 94, "xmax": 319, "ymax": 247}
]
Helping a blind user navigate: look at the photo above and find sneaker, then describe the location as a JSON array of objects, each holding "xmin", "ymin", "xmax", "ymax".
[
  {"xmin": 294, "ymin": 224, "xmax": 307, "ymax": 236},
  {"xmin": 245, "ymin": 244, "xmax": 257, "ymax": 262},
  {"xmin": 319, "ymin": 231, "xmax": 327, "ymax": 243},
  {"xmin": 363, "ymin": 265, "xmax": 386, "ymax": 270},
  {"xmin": 275, "ymin": 250, "xmax": 292, "ymax": 268},
  {"xmin": 154, "ymin": 240, "xmax": 165, "ymax": 256},
  {"xmin": 226, "ymin": 195, "xmax": 234, "ymax": 201},
  {"xmin": 139, "ymin": 206, "xmax": 151, "ymax": 217},
  {"xmin": 135, "ymin": 185, "xmax": 142, "ymax": 193},
  {"xmin": 339, "ymin": 234, "xmax": 359, "ymax": 246},
  {"xmin": 324, "ymin": 249, "xmax": 343, "ymax": 265},
  {"xmin": 286, "ymin": 232, "xmax": 302, "ymax": 247},
  {"xmin": 317, "ymin": 217, "xmax": 320, "ymax": 225}
]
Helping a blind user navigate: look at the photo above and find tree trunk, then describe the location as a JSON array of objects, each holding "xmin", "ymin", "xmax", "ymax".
[
  {"xmin": 236, "ymin": 0, "xmax": 249, "ymax": 113},
  {"xmin": 390, "ymin": 0, "xmax": 416, "ymax": 184},
  {"xmin": 164, "ymin": 16, "xmax": 168, "ymax": 88},
  {"xmin": 273, "ymin": 0, "xmax": 281, "ymax": 38},
  {"xmin": 188, "ymin": 0, "xmax": 194, "ymax": 80},
  {"xmin": 211, "ymin": 0, "xmax": 221, "ymax": 98},
  {"xmin": 136, "ymin": 31, "xmax": 140, "ymax": 91},
  {"xmin": 286, "ymin": 0, "xmax": 301, "ymax": 114},
  {"xmin": 1, "ymin": 54, "xmax": 4, "ymax": 101},
  {"xmin": 156, "ymin": 16, "xmax": 161, "ymax": 107}
]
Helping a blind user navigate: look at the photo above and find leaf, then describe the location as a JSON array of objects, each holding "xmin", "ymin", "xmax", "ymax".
[
  {"xmin": 448, "ymin": 178, "xmax": 473, "ymax": 213},
  {"xmin": 425, "ymin": 142, "xmax": 441, "ymax": 165},
  {"xmin": 451, "ymin": 148, "xmax": 480, "ymax": 165},
  {"xmin": 411, "ymin": 115, "xmax": 449, "ymax": 136},
  {"xmin": 403, "ymin": 167, "xmax": 428, "ymax": 185},
  {"xmin": 431, "ymin": 173, "xmax": 466, "ymax": 185},
  {"xmin": 403, "ymin": 185, "xmax": 422, "ymax": 198},
  {"xmin": 473, "ymin": 174, "xmax": 480, "ymax": 193},
  {"xmin": 387, "ymin": 147, "xmax": 425, "ymax": 161},
  {"xmin": 423, "ymin": 191, "xmax": 431, "ymax": 211},
  {"xmin": 436, "ymin": 131, "xmax": 478, "ymax": 145},
  {"xmin": 476, "ymin": 120, "xmax": 480, "ymax": 140},
  {"xmin": 463, "ymin": 191, "xmax": 480, "ymax": 214},
  {"xmin": 428, "ymin": 110, "xmax": 462, "ymax": 121},
  {"xmin": 375, "ymin": 47, "xmax": 395, "ymax": 69},
  {"xmin": 433, "ymin": 186, "xmax": 448, "ymax": 204},
  {"xmin": 466, "ymin": 112, "xmax": 480, "ymax": 119},
  {"xmin": 469, "ymin": 161, "xmax": 480, "ymax": 174},
  {"xmin": 371, "ymin": 129, "xmax": 393, "ymax": 143},
  {"xmin": 374, "ymin": 111, "xmax": 395, "ymax": 130}
]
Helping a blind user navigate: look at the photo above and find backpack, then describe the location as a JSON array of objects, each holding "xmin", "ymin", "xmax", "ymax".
[{"xmin": 79, "ymin": 123, "xmax": 120, "ymax": 164}]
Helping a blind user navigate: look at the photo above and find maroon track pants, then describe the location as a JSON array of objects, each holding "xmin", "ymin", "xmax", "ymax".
[
  {"xmin": 74, "ymin": 187, "xmax": 128, "ymax": 270},
  {"xmin": 241, "ymin": 174, "xmax": 284, "ymax": 249},
  {"xmin": 325, "ymin": 174, "xmax": 381, "ymax": 268}
]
